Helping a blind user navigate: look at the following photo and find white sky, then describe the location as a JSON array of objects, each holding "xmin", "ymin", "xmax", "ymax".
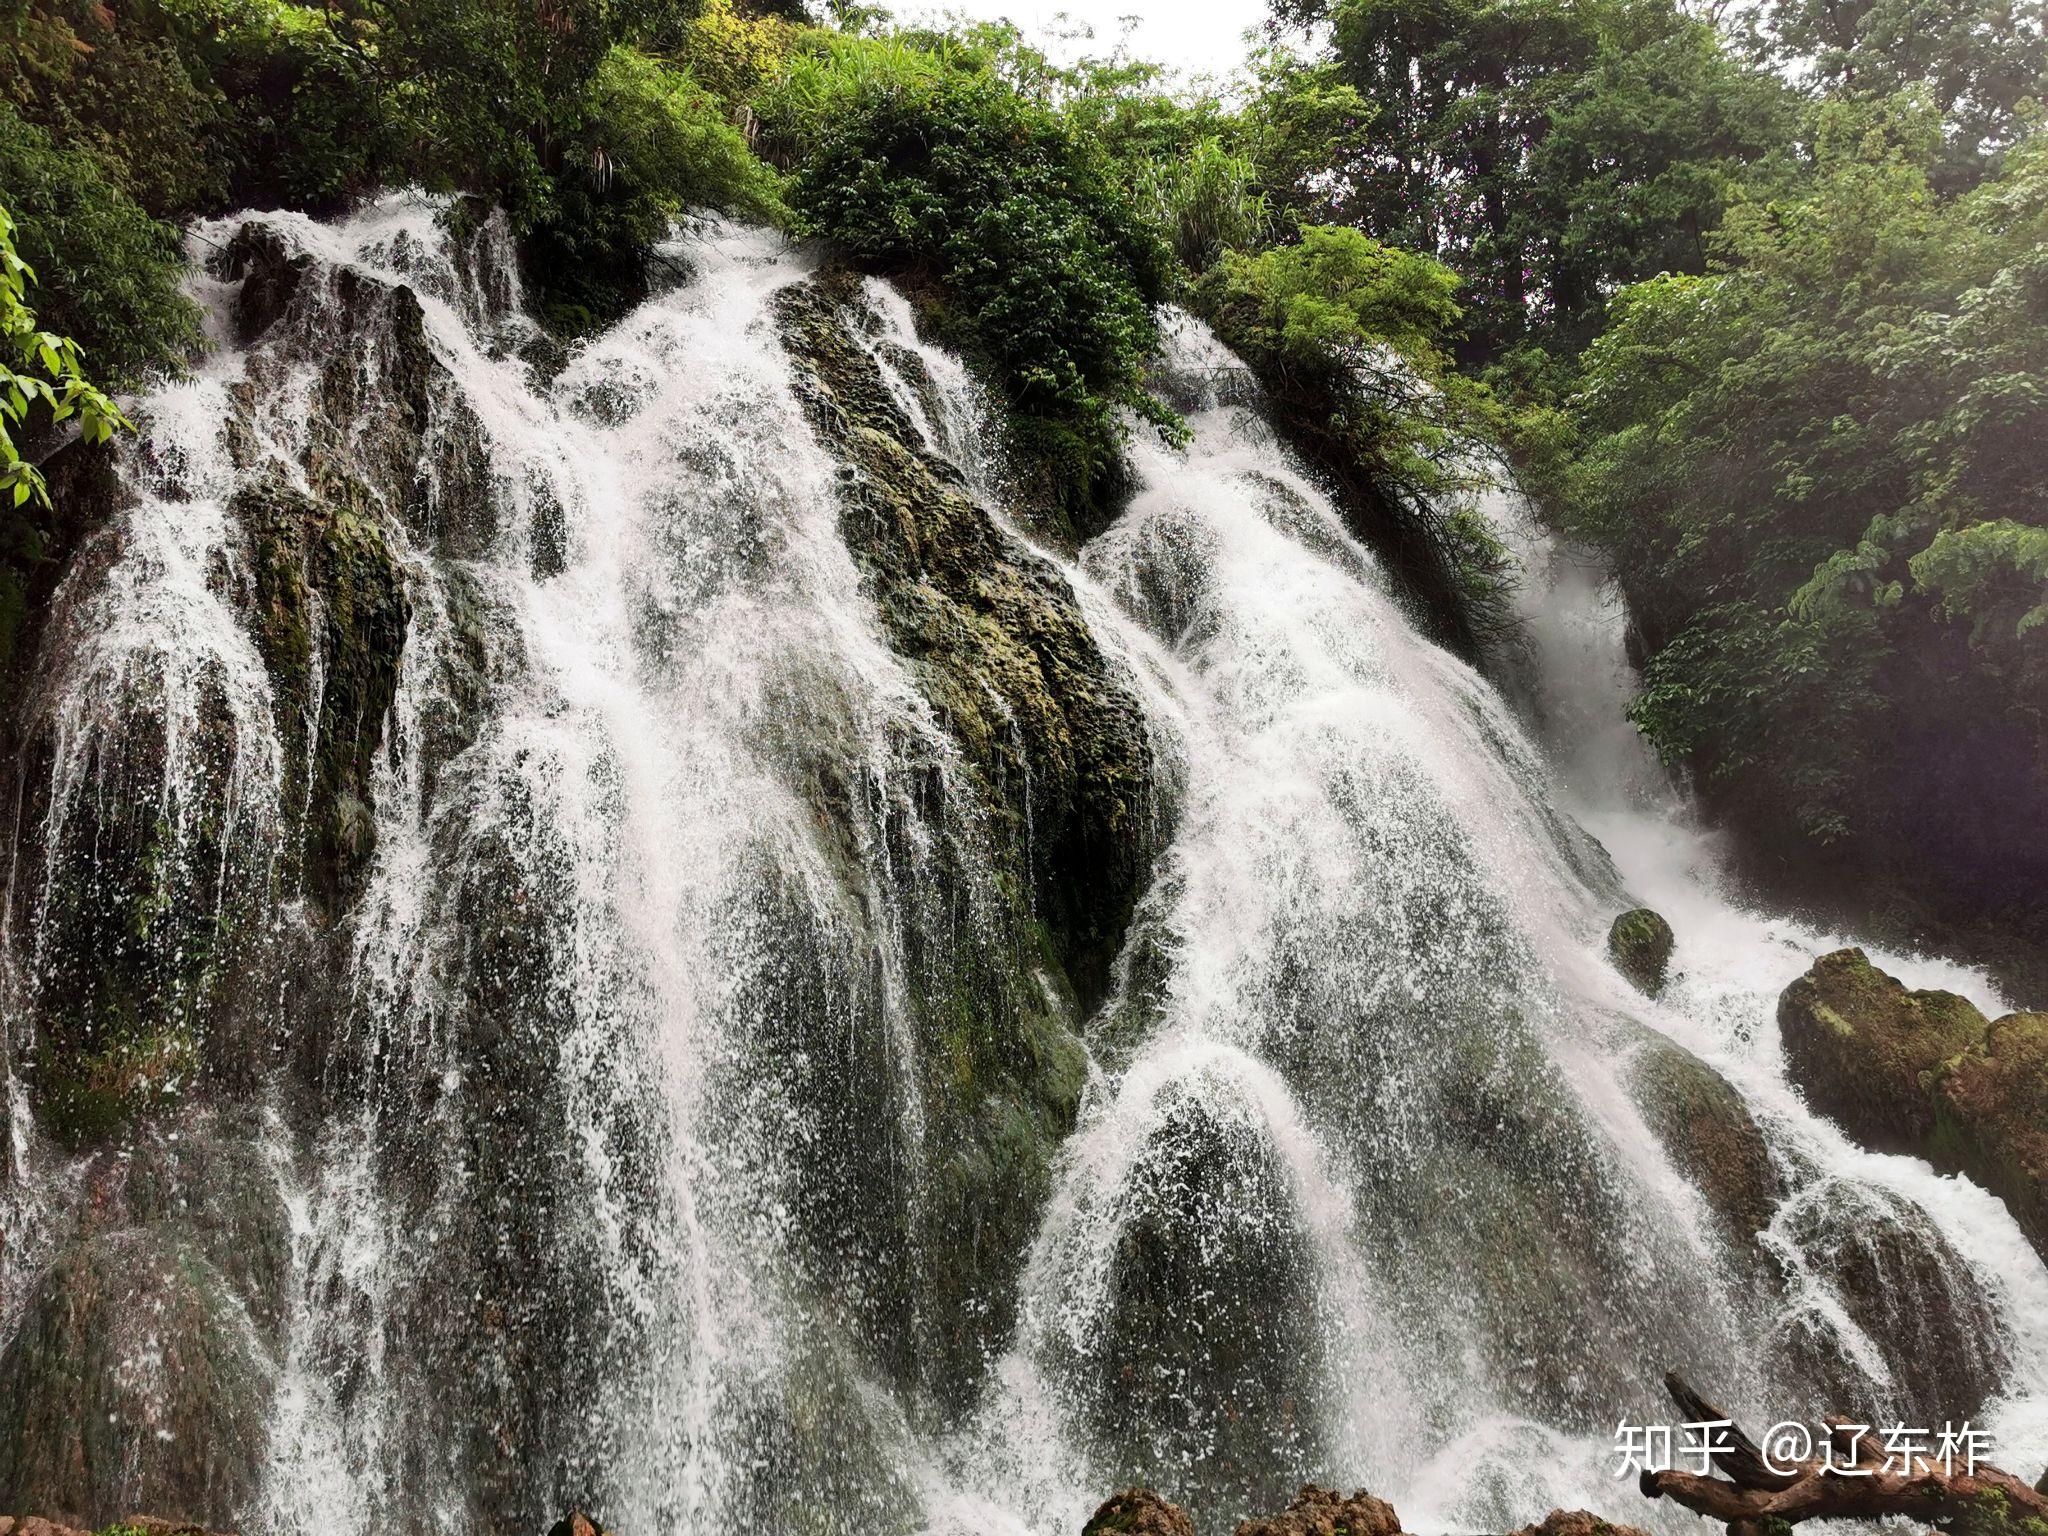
[{"xmin": 897, "ymin": 0, "xmax": 1273, "ymax": 83}]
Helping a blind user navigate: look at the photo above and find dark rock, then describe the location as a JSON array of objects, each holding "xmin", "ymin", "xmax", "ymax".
[
  {"xmin": 1082, "ymin": 1489, "xmax": 1196, "ymax": 1536},
  {"xmin": 548, "ymin": 1516, "xmax": 612, "ymax": 1536},
  {"xmin": 0, "ymin": 1115, "xmax": 286, "ymax": 1529},
  {"xmin": 219, "ymin": 222, "xmax": 312, "ymax": 345},
  {"xmin": 1627, "ymin": 1036, "xmax": 1783, "ymax": 1246},
  {"xmin": 1779, "ymin": 948, "xmax": 1987, "ymax": 1153},
  {"xmin": 1608, "ymin": 908, "xmax": 1675, "ymax": 997},
  {"xmin": 774, "ymin": 271, "xmax": 1160, "ymax": 1011},
  {"xmin": 234, "ymin": 470, "xmax": 411, "ymax": 917},
  {"xmin": 1773, "ymin": 1182, "xmax": 2007, "ymax": 1422},
  {"xmin": 1231, "ymin": 1486, "xmax": 1406, "ymax": 1536},
  {"xmin": 1074, "ymin": 1078, "xmax": 1333, "ymax": 1523}
]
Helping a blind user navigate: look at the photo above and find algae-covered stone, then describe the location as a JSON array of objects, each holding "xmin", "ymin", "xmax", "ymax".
[
  {"xmin": 0, "ymin": 1230, "xmax": 272, "ymax": 1529},
  {"xmin": 1627, "ymin": 1036, "xmax": 1782, "ymax": 1247},
  {"xmin": 1931, "ymin": 1010, "xmax": 2048, "ymax": 1263},
  {"xmin": 774, "ymin": 271, "xmax": 1159, "ymax": 1010},
  {"xmin": 234, "ymin": 471, "xmax": 410, "ymax": 916},
  {"xmin": 1608, "ymin": 908, "xmax": 1674, "ymax": 997},
  {"xmin": 1779, "ymin": 948, "xmax": 1987, "ymax": 1154}
]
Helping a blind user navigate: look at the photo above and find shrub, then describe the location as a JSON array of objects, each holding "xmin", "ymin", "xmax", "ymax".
[{"xmin": 0, "ymin": 104, "xmax": 198, "ymax": 390}]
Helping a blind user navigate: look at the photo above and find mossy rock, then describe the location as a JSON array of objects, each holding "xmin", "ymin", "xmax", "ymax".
[
  {"xmin": 1778, "ymin": 948, "xmax": 1988, "ymax": 1154},
  {"xmin": 774, "ymin": 271, "xmax": 1159, "ymax": 1012},
  {"xmin": 18, "ymin": 686, "xmax": 269, "ymax": 1144},
  {"xmin": 1626, "ymin": 1036, "xmax": 1782, "ymax": 1248},
  {"xmin": 0, "ymin": 1229, "xmax": 272, "ymax": 1529},
  {"xmin": 1608, "ymin": 907, "xmax": 1675, "ymax": 997},
  {"xmin": 1772, "ymin": 1182, "xmax": 2006, "ymax": 1422},
  {"xmin": 1931, "ymin": 1010, "xmax": 2048, "ymax": 1265},
  {"xmin": 234, "ymin": 470, "xmax": 410, "ymax": 916}
]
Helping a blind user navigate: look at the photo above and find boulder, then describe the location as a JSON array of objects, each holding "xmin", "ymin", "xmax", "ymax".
[
  {"xmin": 1626, "ymin": 1036, "xmax": 1782, "ymax": 1247},
  {"xmin": 1607, "ymin": 908, "xmax": 1675, "ymax": 997},
  {"xmin": 0, "ymin": 1231, "xmax": 271, "ymax": 1529},
  {"xmin": 1232, "ymin": 1487, "xmax": 1406, "ymax": 1536},
  {"xmin": 1505, "ymin": 1513, "xmax": 1652, "ymax": 1536},
  {"xmin": 1083, "ymin": 1489, "xmax": 1197, "ymax": 1536},
  {"xmin": 1778, "ymin": 948, "xmax": 1986, "ymax": 1153},
  {"xmin": 1779, "ymin": 950, "xmax": 2048, "ymax": 1267},
  {"xmin": 0, "ymin": 1116, "xmax": 285, "ymax": 1530},
  {"xmin": 1772, "ymin": 1181, "xmax": 2006, "ymax": 1422}
]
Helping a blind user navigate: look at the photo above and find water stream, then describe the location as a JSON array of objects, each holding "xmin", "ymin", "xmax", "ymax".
[{"xmin": 0, "ymin": 197, "xmax": 2041, "ymax": 1536}]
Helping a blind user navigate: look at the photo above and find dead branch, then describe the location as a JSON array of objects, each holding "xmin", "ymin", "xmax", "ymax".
[{"xmin": 1639, "ymin": 1373, "xmax": 2048, "ymax": 1533}]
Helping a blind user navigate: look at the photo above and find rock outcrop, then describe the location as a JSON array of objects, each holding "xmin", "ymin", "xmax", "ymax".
[
  {"xmin": 1626, "ymin": 1035, "xmax": 1782, "ymax": 1246},
  {"xmin": 0, "ymin": 1519, "xmax": 227, "ymax": 1536},
  {"xmin": 1779, "ymin": 948, "xmax": 1985, "ymax": 1152},
  {"xmin": 0, "ymin": 1116, "xmax": 285, "ymax": 1530},
  {"xmin": 1608, "ymin": 908, "xmax": 1675, "ymax": 997},
  {"xmin": 1081, "ymin": 1484, "xmax": 1646, "ymax": 1536},
  {"xmin": 1779, "ymin": 948, "xmax": 2048, "ymax": 1264}
]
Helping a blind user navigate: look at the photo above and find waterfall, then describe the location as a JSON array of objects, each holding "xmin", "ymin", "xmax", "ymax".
[{"xmin": 0, "ymin": 196, "xmax": 2042, "ymax": 1536}]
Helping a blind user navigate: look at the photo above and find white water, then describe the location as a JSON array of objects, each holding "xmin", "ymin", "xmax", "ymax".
[{"xmin": 1, "ymin": 200, "xmax": 2042, "ymax": 1536}]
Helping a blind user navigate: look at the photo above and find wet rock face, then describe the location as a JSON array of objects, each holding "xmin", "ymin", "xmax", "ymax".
[
  {"xmin": 0, "ymin": 1117, "xmax": 286, "ymax": 1529},
  {"xmin": 1773, "ymin": 1182, "xmax": 2007, "ymax": 1422},
  {"xmin": 1077, "ymin": 1088, "xmax": 1333, "ymax": 1525},
  {"xmin": 1779, "ymin": 948, "xmax": 1988, "ymax": 1152},
  {"xmin": 1627, "ymin": 1036, "xmax": 1783, "ymax": 1249},
  {"xmin": 774, "ymin": 272, "xmax": 1159, "ymax": 1011},
  {"xmin": 12, "ymin": 674, "xmax": 274, "ymax": 1144},
  {"xmin": 1607, "ymin": 909, "xmax": 1674, "ymax": 997},
  {"xmin": 236, "ymin": 471, "xmax": 411, "ymax": 916}
]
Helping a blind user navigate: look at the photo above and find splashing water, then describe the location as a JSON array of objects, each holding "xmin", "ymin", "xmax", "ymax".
[{"xmin": 1, "ymin": 203, "xmax": 2042, "ymax": 1536}]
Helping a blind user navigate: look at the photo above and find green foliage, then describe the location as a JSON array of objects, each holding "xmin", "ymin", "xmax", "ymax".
[
  {"xmin": 0, "ymin": 104, "xmax": 198, "ymax": 389},
  {"xmin": 1742, "ymin": 0, "xmax": 2047, "ymax": 181},
  {"xmin": 524, "ymin": 44, "xmax": 786, "ymax": 331},
  {"xmin": 1137, "ymin": 136, "xmax": 1270, "ymax": 271},
  {"xmin": 0, "ymin": 201, "xmax": 135, "ymax": 509},
  {"xmin": 1196, "ymin": 229, "xmax": 1523, "ymax": 655},
  {"xmin": 775, "ymin": 45, "xmax": 1176, "ymax": 529},
  {"xmin": 1266, "ymin": 0, "xmax": 1797, "ymax": 358},
  {"xmin": 1554, "ymin": 102, "xmax": 2048, "ymax": 906},
  {"xmin": 0, "ymin": 196, "xmax": 133, "ymax": 727},
  {"xmin": 1203, "ymin": 226, "xmax": 1463, "ymax": 367}
]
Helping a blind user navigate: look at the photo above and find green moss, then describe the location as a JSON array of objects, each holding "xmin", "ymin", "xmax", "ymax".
[
  {"xmin": 1608, "ymin": 906, "xmax": 1675, "ymax": 997},
  {"xmin": 236, "ymin": 470, "xmax": 410, "ymax": 916},
  {"xmin": 1778, "ymin": 947, "xmax": 1989, "ymax": 1155}
]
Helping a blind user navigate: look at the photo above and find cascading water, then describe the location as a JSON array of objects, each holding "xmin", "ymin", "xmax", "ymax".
[{"xmin": 0, "ymin": 196, "xmax": 2042, "ymax": 1536}]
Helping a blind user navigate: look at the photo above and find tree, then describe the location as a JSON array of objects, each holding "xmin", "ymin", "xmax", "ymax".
[{"xmin": 1264, "ymin": 0, "xmax": 1796, "ymax": 359}]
